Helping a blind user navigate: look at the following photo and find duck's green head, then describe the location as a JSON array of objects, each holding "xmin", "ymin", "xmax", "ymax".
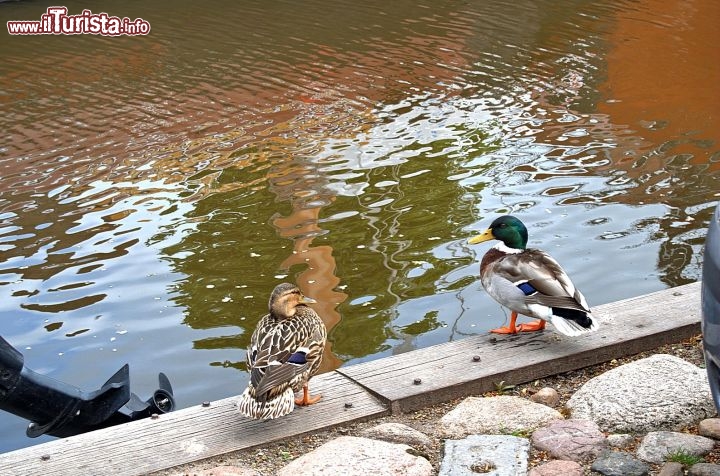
[{"xmin": 468, "ymin": 215, "xmax": 528, "ymax": 250}]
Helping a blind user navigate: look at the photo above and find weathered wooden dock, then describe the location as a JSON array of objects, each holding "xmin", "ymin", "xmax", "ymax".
[{"xmin": 0, "ymin": 282, "xmax": 702, "ymax": 476}]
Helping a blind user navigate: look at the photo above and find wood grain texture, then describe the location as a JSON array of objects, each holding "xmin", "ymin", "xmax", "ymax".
[
  {"xmin": 338, "ymin": 282, "xmax": 701, "ymax": 413},
  {"xmin": 0, "ymin": 371, "xmax": 387, "ymax": 476}
]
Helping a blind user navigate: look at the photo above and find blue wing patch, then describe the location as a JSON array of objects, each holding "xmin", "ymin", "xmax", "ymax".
[
  {"xmin": 517, "ymin": 282, "xmax": 537, "ymax": 296},
  {"xmin": 287, "ymin": 351, "xmax": 307, "ymax": 365}
]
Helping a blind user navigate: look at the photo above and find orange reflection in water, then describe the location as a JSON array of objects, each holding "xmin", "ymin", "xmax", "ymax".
[
  {"xmin": 273, "ymin": 203, "xmax": 346, "ymax": 373},
  {"xmin": 598, "ymin": 0, "xmax": 720, "ymax": 168}
]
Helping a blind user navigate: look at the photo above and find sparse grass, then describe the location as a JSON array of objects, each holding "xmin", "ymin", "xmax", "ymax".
[
  {"xmin": 665, "ymin": 449, "xmax": 705, "ymax": 467},
  {"xmin": 508, "ymin": 429, "xmax": 531, "ymax": 438},
  {"xmin": 277, "ymin": 449, "xmax": 293, "ymax": 461},
  {"xmin": 493, "ymin": 380, "xmax": 515, "ymax": 394},
  {"xmin": 497, "ymin": 426, "xmax": 531, "ymax": 438}
]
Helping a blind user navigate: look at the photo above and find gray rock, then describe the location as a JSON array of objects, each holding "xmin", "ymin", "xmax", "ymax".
[
  {"xmin": 530, "ymin": 419, "xmax": 607, "ymax": 462},
  {"xmin": 173, "ymin": 466, "xmax": 261, "ymax": 476},
  {"xmin": 528, "ymin": 460, "xmax": 583, "ymax": 476},
  {"xmin": 360, "ymin": 422, "xmax": 433, "ymax": 450},
  {"xmin": 637, "ymin": 431, "xmax": 715, "ymax": 464},
  {"xmin": 700, "ymin": 419, "xmax": 720, "ymax": 440},
  {"xmin": 607, "ymin": 433, "xmax": 635, "ymax": 448},
  {"xmin": 591, "ymin": 450, "xmax": 650, "ymax": 476},
  {"xmin": 567, "ymin": 354, "xmax": 715, "ymax": 433},
  {"xmin": 689, "ymin": 463, "xmax": 720, "ymax": 476},
  {"xmin": 658, "ymin": 462, "xmax": 685, "ymax": 476},
  {"xmin": 530, "ymin": 387, "xmax": 560, "ymax": 407},
  {"xmin": 276, "ymin": 436, "xmax": 433, "ymax": 476},
  {"xmin": 439, "ymin": 434, "xmax": 529, "ymax": 476},
  {"xmin": 439, "ymin": 396, "xmax": 563, "ymax": 438}
]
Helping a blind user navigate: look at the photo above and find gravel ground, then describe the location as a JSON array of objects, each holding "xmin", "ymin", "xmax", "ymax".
[{"xmin": 154, "ymin": 334, "xmax": 718, "ymax": 476}]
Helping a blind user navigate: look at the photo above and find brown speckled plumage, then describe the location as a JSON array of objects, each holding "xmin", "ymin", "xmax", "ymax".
[{"xmin": 238, "ymin": 283, "xmax": 326, "ymax": 420}]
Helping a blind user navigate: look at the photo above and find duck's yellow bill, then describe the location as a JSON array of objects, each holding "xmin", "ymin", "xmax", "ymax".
[{"xmin": 468, "ymin": 229, "xmax": 494, "ymax": 244}]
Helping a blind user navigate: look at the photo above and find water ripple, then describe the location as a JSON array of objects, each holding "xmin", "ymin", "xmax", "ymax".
[{"xmin": 0, "ymin": 0, "xmax": 718, "ymax": 453}]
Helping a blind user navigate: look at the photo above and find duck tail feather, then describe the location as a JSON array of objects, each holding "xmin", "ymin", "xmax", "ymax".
[
  {"xmin": 237, "ymin": 386, "xmax": 295, "ymax": 420},
  {"xmin": 550, "ymin": 312, "xmax": 599, "ymax": 337}
]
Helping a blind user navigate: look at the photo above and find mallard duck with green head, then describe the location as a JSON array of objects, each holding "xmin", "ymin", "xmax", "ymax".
[
  {"xmin": 468, "ymin": 215, "xmax": 599, "ymax": 336},
  {"xmin": 238, "ymin": 283, "xmax": 327, "ymax": 420}
]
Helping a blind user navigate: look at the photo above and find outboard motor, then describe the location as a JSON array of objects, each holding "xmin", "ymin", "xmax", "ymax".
[{"xmin": 0, "ymin": 336, "xmax": 175, "ymax": 438}]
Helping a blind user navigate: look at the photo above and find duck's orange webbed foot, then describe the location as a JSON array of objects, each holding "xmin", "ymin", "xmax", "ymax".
[
  {"xmin": 517, "ymin": 319, "xmax": 546, "ymax": 332},
  {"xmin": 295, "ymin": 383, "xmax": 322, "ymax": 406},
  {"xmin": 490, "ymin": 311, "xmax": 519, "ymax": 334}
]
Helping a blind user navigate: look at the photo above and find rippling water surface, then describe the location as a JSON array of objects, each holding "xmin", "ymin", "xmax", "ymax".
[{"xmin": 1, "ymin": 0, "xmax": 718, "ymax": 451}]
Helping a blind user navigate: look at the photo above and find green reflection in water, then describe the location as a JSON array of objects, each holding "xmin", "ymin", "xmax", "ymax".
[{"xmin": 159, "ymin": 118, "xmax": 499, "ymax": 365}]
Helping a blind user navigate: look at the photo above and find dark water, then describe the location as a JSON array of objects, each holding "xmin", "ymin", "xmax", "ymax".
[{"xmin": 1, "ymin": 0, "xmax": 718, "ymax": 451}]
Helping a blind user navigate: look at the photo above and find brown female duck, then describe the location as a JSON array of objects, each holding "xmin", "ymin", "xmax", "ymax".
[{"xmin": 238, "ymin": 283, "xmax": 327, "ymax": 419}]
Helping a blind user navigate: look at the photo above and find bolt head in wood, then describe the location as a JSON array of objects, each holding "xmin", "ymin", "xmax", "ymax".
[{"xmin": 413, "ymin": 378, "xmax": 422, "ymax": 385}]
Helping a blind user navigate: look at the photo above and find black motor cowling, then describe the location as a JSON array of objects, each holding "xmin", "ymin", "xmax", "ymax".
[{"xmin": 0, "ymin": 335, "xmax": 174, "ymax": 438}]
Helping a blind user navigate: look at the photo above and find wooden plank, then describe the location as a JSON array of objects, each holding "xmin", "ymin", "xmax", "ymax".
[
  {"xmin": 0, "ymin": 371, "xmax": 388, "ymax": 476},
  {"xmin": 338, "ymin": 282, "xmax": 701, "ymax": 413},
  {"xmin": 0, "ymin": 283, "xmax": 703, "ymax": 475}
]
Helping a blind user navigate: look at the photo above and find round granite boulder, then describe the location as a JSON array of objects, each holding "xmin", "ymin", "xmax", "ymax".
[{"xmin": 567, "ymin": 354, "xmax": 714, "ymax": 433}]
